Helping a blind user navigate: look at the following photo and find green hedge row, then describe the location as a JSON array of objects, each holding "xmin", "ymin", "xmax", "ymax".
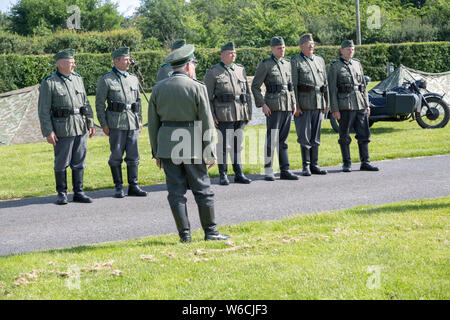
[
  {"xmin": 0, "ymin": 29, "xmax": 142, "ymax": 55},
  {"xmin": 0, "ymin": 42, "xmax": 448, "ymax": 95}
]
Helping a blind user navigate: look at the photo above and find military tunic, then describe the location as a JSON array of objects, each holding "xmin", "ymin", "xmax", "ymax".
[
  {"xmin": 204, "ymin": 62, "xmax": 252, "ymax": 170},
  {"xmin": 95, "ymin": 67, "xmax": 143, "ymax": 167},
  {"xmin": 291, "ymin": 52, "xmax": 329, "ymax": 148},
  {"xmin": 149, "ymin": 72, "xmax": 216, "ymax": 208},
  {"xmin": 251, "ymin": 54, "xmax": 296, "ymax": 174},
  {"xmin": 328, "ymin": 57, "xmax": 370, "ymax": 145},
  {"xmin": 38, "ymin": 71, "xmax": 94, "ymax": 171}
]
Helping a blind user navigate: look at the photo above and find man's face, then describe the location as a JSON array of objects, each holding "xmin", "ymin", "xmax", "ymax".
[
  {"xmin": 187, "ymin": 60, "xmax": 197, "ymax": 79},
  {"xmin": 57, "ymin": 58, "xmax": 75, "ymax": 75},
  {"xmin": 221, "ymin": 49, "xmax": 236, "ymax": 66},
  {"xmin": 115, "ymin": 56, "xmax": 131, "ymax": 71},
  {"xmin": 340, "ymin": 46, "xmax": 355, "ymax": 61},
  {"xmin": 300, "ymin": 40, "xmax": 314, "ymax": 57},
  {"xmin": 271, "ymin": 45, "xmax": 285, "ymax": 59}
]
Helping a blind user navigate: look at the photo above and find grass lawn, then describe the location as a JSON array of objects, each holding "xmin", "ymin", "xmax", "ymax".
[{"xmin": 0, "ymin": 197, "xmax": 448, "ymax": 300}]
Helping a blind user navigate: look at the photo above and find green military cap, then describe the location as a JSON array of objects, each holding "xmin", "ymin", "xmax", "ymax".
[
  {"xmin": 341, "ymin": 40, "xmax": 355, "ymax": 48},
  {"xmin": 171, "ymin": 39, "xmax": 186, "ymax": 51},
  {"xmin": 270, "ymin": 36, "xmax": 285, "ymax": 47},
  {"xmin": 54, "ymin": 48, "xmax": 75, "ymax": 61},
  {"xmin": 165, "ymin": 44, "xmax": 197, "ymax": 67},
  {"xmin": 220, "ymin": 41, "xmax": 235, "ymax": 52},
  {"xmin": 299, "ymin": 33, "xmax": 314, "ymax": 45},
  {"xmin": 112, "ymin": 47, "xmax": 130, "ymax": 59}
]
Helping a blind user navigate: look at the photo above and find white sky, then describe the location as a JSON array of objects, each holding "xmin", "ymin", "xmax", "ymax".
[{"xmin": 0, "ymin": 0, "xmax": 141, "ymax": 16}]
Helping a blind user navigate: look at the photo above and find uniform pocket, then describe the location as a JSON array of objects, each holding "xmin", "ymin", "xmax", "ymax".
[{"xmin": 52, "ymin": 118, "xmax": 69, "ymax": 137}]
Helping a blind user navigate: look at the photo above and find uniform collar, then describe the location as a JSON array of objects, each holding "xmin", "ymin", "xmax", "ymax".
[
  {"xmin": 340, "ymin": 56, "xmax": 352, "ymax": 65},
  {"xmin": 171, "ymin": 71, "xmax": 189, "ymax": 77},
  {"xmin": 220, "ymin": 61, "xmax": 235, "ymax": 71},
  {"xmin": 300, "ymin": 52, "xmax": 314, "ymax": 61},
  {"xmin": 113, "ymin": 66, "xmax": 128, "ymax": 77},
  {"xmin": 271, "ymin": 54, "xmax": 284, "ymax": 64},
  {"xmin": 56, "ymin": 70, "xmax": 72, "ymax": 81}
]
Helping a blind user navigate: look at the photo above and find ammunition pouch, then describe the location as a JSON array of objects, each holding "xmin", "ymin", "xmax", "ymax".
[
  {"xmin": 216, "ymin": 93, "xmax": 248, "ymax": 104},
  {"xmin": 266, "ymin": 82, "xmax": 293, "ymax": 93},
  {"xmin": 337, "ymin": 84, "xmax": 365, "ymax": 94},
  {"xmin": 107, "ymin": 100, "xmax": 141, "ymax": 113},
  {"xmin": 52, "ymin": 106, "xmax": 88, "ymax": 118}
]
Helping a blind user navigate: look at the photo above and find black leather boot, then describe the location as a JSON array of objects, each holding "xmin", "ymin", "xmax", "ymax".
[
  {"xmin": 110, "ymin": 166, "xmax": 125, "ymax": 198},
  {"xmin": 127, "ymin": 165, "xmax": 148, "ymax": 196},
  {"xmin": 170, "ymin": 205, "xmax": 191, "ymax": 243},
  {"xmin": 310, "ymin": 146, "xmax": 327, "ymax": 175},
  {"xmin": 233, "ymin": 164, "xmax": 251, "ymax": 184},
  {"xmin": 359, "ymin": 143, "xmax": 379, "ymax": 171},
  {"xmin": 55, "ymin": 170, "xmax": 68, "ymax": 205},
  {"xmin": 339, "ymin": 144, "xmax": 352, "ymax": 172},
  {"xmin": 218, "ymin": 164, "xmax": 229, "ymax": 185},
  {"xmin": 72, "ymin": 168, "xmax": 93, "ymax": 203},
  {"xmin": 279, "ymin": 148, "xmax": 299, "ymax": 180},
  {"xmin": 198, "ymin": 206, "xmax": 230, "ymax": 241},
  {"xmin": 301, "ymin": 146, "xmax": 311, "ymax": 176}
]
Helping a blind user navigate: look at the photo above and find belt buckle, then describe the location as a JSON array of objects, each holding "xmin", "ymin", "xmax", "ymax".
[
  {"xmin": 282, "ymin": 85, "xmax": 288, "ymax": 90},
  {"xmin": 73, "ymin": 108, "xmax": 80, "ymax": 114},
  {"xmin": 235, "ymin": 95, "xmax": 240, "ymax": 102},
  {"xmin": 126, "ymin": 104, "xmax": 132, "ymax": 110},
  {"xmin": 354, "ymin": 85, "xmax": 359, "ymax": 91}
]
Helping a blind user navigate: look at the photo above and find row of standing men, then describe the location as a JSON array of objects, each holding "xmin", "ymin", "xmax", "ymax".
[{"xmin": 38, "ymin": 35, "xmax": 379, "ymax": 243}]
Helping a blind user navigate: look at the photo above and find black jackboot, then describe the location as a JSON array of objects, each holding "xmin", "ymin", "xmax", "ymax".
[
  {"xmin": 127, "ymin": 165, "xmax": 148, "ymax": 196},
  {"xmin": 170, "ymin": 205, "xmax": 191, "ymax": 243},
  {"xmin": 359, "ymin": 143, "xmax": 379, "ymax": 171},
  {"xmin": 55, "ymin": 170, "xmax": 68, "ymax": 205},
  {"xmin": 310, "ymin": 146, "xmax": 327, "ymax": 175},
  {"xmin": 218, "ymin": 164, "xmax": 230, "ymax": 185},
  {"xmin": 340, "ymin": 144, "xmax": 352, "ymax": 172},
  {"xmin": 72, "ymin": 168, "xmax": 93, "ymax": 203},
  {"xmin": 110, "ymin": 166, "xmax": 125, "ymax": 198},
  {"xmin": 279, "ymin": 148, "xmax": 299, "ymax": 180},
  {"xmin": 301, "ymin": 146, "xmax": 311, "ymax": 176},
  {"xmin": 198, "ymin": 206, "xmax": 230, "ymax": 241},
  {"xmin": 233, "ymin": 164, "xmax": 251, "ymax": 184}
]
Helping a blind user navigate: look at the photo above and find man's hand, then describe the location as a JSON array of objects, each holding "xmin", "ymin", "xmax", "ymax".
[
  {"xmin": 139, "ymin": 123, "xmax": 143, "ymax": 133},
  {"xmin": 367, "ymin": 107, "xmax": 371, "ymax": 116},
  {"xmin": 206, "ymin": 159, "xmax": 216, "ymax": 169},
  {"xmin": 156, "ymin": 158, "xmax": 163, "ymax": 169},
  {"xmin": 294, "ymin": 108, "xmax": 303, "ymax": 117},
  {"xmin": 102, "ymin": 126, "xmax": 110, "ymax": 136},
  {"xmin": 213, "ymin": 118, "xmax": 219, "ymax": 127},
  {"xmin": 46, "ymin": 133, "xmax": 58, "ymax": 146},
  {"xmin": 262, "ymin": 104, "xmax": 271, "ymax": 116},
  {"xmin": 332, "ymin": 111, "xmax": 341, "ymax": 120},
  {"xmin": 322, "ymin": 107, "xmax": 328, "ymax": 115},
  {"xmin": 89, "ymin": 127, "xmax": 96, "ymax": 138}
]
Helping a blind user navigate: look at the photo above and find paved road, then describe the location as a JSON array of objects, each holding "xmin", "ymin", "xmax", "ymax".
[{"xmin": 1, "ymin": 155, "xmax": 449, "ymax": 256}]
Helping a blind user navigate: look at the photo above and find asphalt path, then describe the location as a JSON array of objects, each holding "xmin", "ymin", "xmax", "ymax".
[{"xmin": 1, "ymin": 155, "xmax": 449, "ymax": 256}]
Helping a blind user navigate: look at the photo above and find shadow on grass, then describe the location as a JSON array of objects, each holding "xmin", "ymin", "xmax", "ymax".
[
  {"xmin": 321, "ymin": 126, "xmax": 400, "ymax": 135},
  {"xmin": 356, "ymin": 200, "xmax": 450, "ymax": 216}
]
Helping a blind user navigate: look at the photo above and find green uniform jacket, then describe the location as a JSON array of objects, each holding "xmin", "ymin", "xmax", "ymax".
[
  {"xmin": 148, "ymin": 72, "xmax": 216, "ymax": 162},
  {"xmin": 251, "ymin": 54, "xmax": 296, "ymax": 112},
  {"xmin": 328, "ymin": 57, "xmax": 370, "ymax": 113},
  {"xmin": 156, "ymin": 63, "xmax": 173, "ymax": 83},
  {"xmin": 38, "ymin": 71, "xmax": 94, "ymax": 138},
  {"xmin": 204, "ymin": 62, "xmax": 252, "ymax": 122},
  {"xmin": 95, "ymin": 67, "xmax": 142, "ymax": 130},
  {"xmin": 291, "ymin": 52, "xmax": 329, "ymax": 110}
]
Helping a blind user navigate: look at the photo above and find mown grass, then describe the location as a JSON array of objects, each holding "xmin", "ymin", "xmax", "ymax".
[
  {"xmin": 1, "ymin": 82, "xmax": 449, "ymax": 200},
  {"xmin": 0, "ymin": 197, "xmax": 448, "ymax": 300}
]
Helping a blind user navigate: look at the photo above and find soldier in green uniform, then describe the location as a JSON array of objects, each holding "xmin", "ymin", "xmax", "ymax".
[
  {"xmin": 251, "ymin": 36, "xmax": 299, "ymax": 181},
  {"xmin": 291, "ymin": 34, "xmax": 328, "ymax": 176},
  {"xmin": 204, "ymin": 41, "xmax": 252, "ymax": 186},
  {"xmin": 95, "ymin": 47, "xmax": 147, "ymax": 198},
  {"xmin": 149, "ymin": 44, "xmax": 230, "ymax": 243},
  {"xmin": 38, "ymin": 49, "xmax": 96, "ymax": 205},
  {"xmin": 156, "ymin": 39, "xmax": 186, "ymax": 82},
  {"xmin": 328, "ymin": 40, "xmax": 379, "ymax": 172}
]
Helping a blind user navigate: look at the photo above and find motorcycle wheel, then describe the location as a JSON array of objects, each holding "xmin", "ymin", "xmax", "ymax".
[{"xmin": 416, "ymin": 96, "xmax": 450, "ymax": 129}]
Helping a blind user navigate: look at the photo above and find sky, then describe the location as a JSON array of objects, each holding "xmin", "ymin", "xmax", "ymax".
[{"xmin": 0, "ymin": 0, "xmax": 141, "ymax": 16}]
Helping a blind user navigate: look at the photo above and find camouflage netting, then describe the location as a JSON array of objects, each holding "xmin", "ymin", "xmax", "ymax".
[
  {"xmin": 0, "ymin": 85, "xmax": 45, "ymax": 146},
  {"xmin": 370, "ymin": 65, "xmax": 450, "ymax": 104}
]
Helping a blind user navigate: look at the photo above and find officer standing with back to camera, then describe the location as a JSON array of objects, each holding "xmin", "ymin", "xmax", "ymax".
[
  {"xmin": 251, "ymin": 36, "xmax": 299, "ymax": 181},
  {"xmin": 38, "ymin": 48, "xmax": 95, "ymax": 205},
  {"xmin": 95, "ymin": 47, "xmax": 147, "ymax": 198},
  {"xmin": 291, "ymin": 33, "xmax": 328, "ymax": 176},
  {"xmin": 156, "ymin": 39, "xmax": 186, "ymax": 82},
  {"xmin": 204, "ymin": 41, "xmax": 253, "ymax": 186},
  {"xmin": 328, "ymin": 40, "xmax": 379, "ymax": 172},
  {"xmin": 149, "ymin": 44, "xmax": 230, "ymax": 243}
]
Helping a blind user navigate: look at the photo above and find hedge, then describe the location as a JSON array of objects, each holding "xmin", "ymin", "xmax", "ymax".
[{"xmin": 0, "ymin": 42, "xmax": 448, "ymax": 95}]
